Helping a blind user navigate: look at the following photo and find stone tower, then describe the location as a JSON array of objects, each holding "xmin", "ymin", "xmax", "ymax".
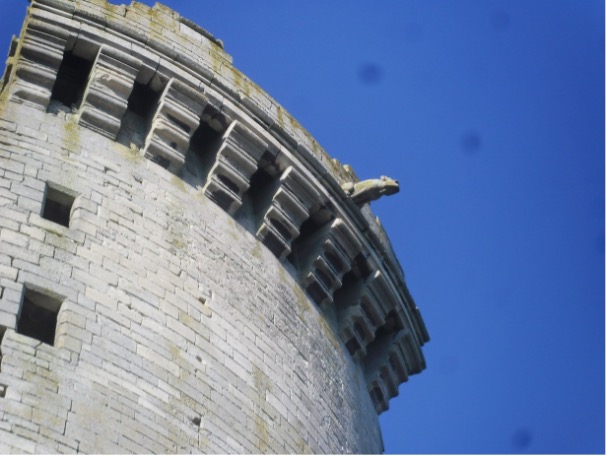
[{"xmin": 0, "ymin": 0, "xmax": 429, "ymax": 453}]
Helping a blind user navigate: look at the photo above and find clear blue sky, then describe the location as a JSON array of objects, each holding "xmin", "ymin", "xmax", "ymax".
[{"xmin": 1, "ymin": 1, "xmax": 604, "ymax": 453}]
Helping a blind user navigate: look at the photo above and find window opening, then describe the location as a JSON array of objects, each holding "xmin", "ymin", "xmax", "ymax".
[
  {"xmin": 182, "ymin": 117, "xmax": 224, "ymax": 183},
  {"xmin": 332, "ymin": 254, "xmax": 371, "ymax": 320},
  {"xmin": 230, "ymin": 151, "xmax": 280, "ymax": 229},
  {"xmin": 17, "ymin": 287, "xmax": 64, "ymax": 346},
  {"xmin": 42, "ymin": 184, "xmax": 76, "ymax": 228},
  {"xmin": 332, "ymin": 269, "xmax": 364, "ymax": 318},
  {"xmin": 287, "ymin": 209, "xmax": 334, "ymax": 270},
  {"xmin": 117, "ymin": 81, "xmax": 162, "ymax": 148},
  {"xmin": 126, "ymin": 81, "xmax": 160, "ymax": 118},
  {"xmin": 245, "ymin": 164, "xmax": 279, "ymax": 218},
  {"xmin": 363, "ymin": 311, "xmax": 403, "ymax": 370},
  {"xmin": 50, "ymin": 50, "xmax": 94, "ymax": 109}
]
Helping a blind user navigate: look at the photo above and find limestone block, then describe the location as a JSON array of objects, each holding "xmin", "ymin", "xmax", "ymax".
[
  {"xmin": 78, "ymin": 46, "xmax": 140, "ymax": 139},
  {"xmin": 0, "ymin": 1, "xmax": 427, "ymax": 452},
  {"xmin": 203, "ymin": 120, "xmax": 268, "ymax": 214},
  {"xmin": 300, "ymin": 218, "xmax": 362, "ymax": 307},
  {"xmin": 338, "ymin": 303, "xmax": 376, "ymax": 361},
  {"xmin": 143, "ymin": 78, "xmax": 207, "ymax": 173},
  {"xmin": 362, "ymin": 270, "xmax": 395, "ymax": 329},
  {"xmin": 6, "ymin": 21, "xmax": 67, "ymax": 110},
  {"xmin": 365, "ymin": 329, "xmax": 418, "ymax": 413},
  {"xmin": 256, "ymin": 165, "xmax": 321, "ymax": 260}
]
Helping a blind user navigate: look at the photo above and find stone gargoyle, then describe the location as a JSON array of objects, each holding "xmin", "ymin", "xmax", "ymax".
[{"xmin": 341, "ymin": 176, "xmax": 400, "ymax": 206}]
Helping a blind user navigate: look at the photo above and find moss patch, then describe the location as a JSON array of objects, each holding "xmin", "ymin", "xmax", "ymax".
[
  {"xmin": 119, "ymin": 142, "xmax": 144, "ymax": 164},
  {"xmin": 252, "ymin": 364, "xmax": 272, "ymax": 453},
  {"xmin": 278, "ymin": 266, "xmax": 310, "ymax": 324},
  {"xmin": 251, "ymin": 240, "xmax": 264, "ymax": 261},
  {"xmin": 171, "ymin": 174, "xmax": 186, "ymax": 193},
  {"xmin": 317, "ymin": 314, "xmax": 341, "ymax": 352},
  {"xmin": 63, "ymin": 115, "xmax": 81, "ymax": 154}
]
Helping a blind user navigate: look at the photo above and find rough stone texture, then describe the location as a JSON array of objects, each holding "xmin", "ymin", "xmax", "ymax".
[{"xmin": 0, "ymin": 0, "xmax": 429, "ymax": 453}]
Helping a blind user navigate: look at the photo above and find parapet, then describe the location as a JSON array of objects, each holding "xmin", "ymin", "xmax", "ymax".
[{"xmin": 0, "ymin": 0, "xmax": 428, "ymax": 415}]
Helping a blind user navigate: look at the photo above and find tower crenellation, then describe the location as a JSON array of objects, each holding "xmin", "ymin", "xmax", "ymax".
[{"xmin": 0, "ymin": 0, "xmax": 429, "ymax": 453}]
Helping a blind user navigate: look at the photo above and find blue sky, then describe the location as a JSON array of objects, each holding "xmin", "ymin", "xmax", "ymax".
[{"xmin": 1, "ymin": 1, "xmax": 604, "ymax": 453}]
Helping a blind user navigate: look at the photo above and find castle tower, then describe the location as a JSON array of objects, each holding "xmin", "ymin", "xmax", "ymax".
[{"xmin": 0, "ymin": 1, "xmax": 429, "ymax": 453}]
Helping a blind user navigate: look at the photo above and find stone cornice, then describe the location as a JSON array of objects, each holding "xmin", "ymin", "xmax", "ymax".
[{"xmin": 0, "ymin": 0, "xmax": 429, "ymax": 413}]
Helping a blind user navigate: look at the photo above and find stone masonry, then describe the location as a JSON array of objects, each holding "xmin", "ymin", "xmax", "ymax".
[{"xmin": 0, "ymin": 0, "xmax": 429, "ymax": 453}]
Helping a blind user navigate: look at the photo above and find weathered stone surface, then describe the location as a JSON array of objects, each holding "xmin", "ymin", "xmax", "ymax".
[
  {"xmin": 342, "ymin": 175, "xmax": 400, "ymax": 206},
  {"xmin": 0, "ymin": 0, "xmax": 429, "ymax": 453},
  {"xmin": 78, "ymin": 46, "xmax": 141, "ymax": 139}
]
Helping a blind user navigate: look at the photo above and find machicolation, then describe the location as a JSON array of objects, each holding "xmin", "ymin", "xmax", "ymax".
[{"xmin": 0, "ymin": 0, "xmax": 429, "ymax": 453}]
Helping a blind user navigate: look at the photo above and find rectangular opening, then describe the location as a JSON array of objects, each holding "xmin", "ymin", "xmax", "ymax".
[
  {"xmin": 287, "ymin": 209, "xmax": 333, "ymax": 270},
  {"xmin": 245, "ymin": 166, "xmax": 279, "ymax": 217},
  {"xmin": 42, "ymin": 184, "xmax": 76, "ymax": 228},
  {"xmin": 127, "ymin": 81, "xmax": 161, "ymax": 118},
  {"xmin": 116, "ymin": 81, "xmax": 163, "ymax": 149},
  {"xmin": 182, "ymin": 118, "xmax": 223, "ymax": 182},
  {"xmin": 17, "ymin": 287, "xmax": 64, "ymax": 346},
  {"xmin": 50, "ymin": 50, "xmax": 94, "ymax": 109},
  {"xmin": 189, "ymin": 120, "xmax": 223, "ymax": 159}
]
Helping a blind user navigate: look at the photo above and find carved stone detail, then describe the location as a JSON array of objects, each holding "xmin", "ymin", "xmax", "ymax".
[
  {"xmin": 256, "ymin": 165, "xmax": 321, "ymax": 260},
  {"xmin": 6, "ymin": 20, "xmax": 68, "ymax": 109},
  {"xmin": 338, "ymin": 271, "xmax": 382, "ymax": 360},
  {"xmin": 300, "ymin": 218, "xmax": 362, "ymax": 307},
  {"xmin": 366, "ymin": 330, "xmax": 420, "ymax": 413},
  {"xmin": 78, "ymin": 46, "xmax": 141, "ymax": 139},
  {"xmin": 143, "ymin": 78, "xmax": 208, "ymax": 173},
  {"xmin": 0, "ymin": 0, "xmax": 429, "ymax": 422},
  {"xmin": 203, "ymin": 120, "xmax": 269, "ymax": 214},
  {"xmin": 341, "ymin": 175, "xmax": 400, "ymax": 206}
]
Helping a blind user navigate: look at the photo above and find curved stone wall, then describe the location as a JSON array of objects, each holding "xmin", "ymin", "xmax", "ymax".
[{"xmin": 0, "ymin": 0, "xmax": 429, "ymax": 453}]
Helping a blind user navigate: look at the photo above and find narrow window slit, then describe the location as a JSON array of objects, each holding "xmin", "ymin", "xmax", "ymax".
[
  {"xmin": 17, "ymin": 287, "xmax": 64, "ymax": 346},
  {"xmin": 42, "ymin": 184, "xmax": 76, "ymax": 228},
  {"xmin": 49, "ymin": 50, "xmax": 94, "ymax": 110},
  {"xmin": 117, "ymin": 81, "xmax": 163, "ymax": 149},
  {"xmin": 332, "ymin": 254, "xmax": 371, "ymax": 322},
  {"xmin": 182, "ymin": 116, "xmax": 224, "ymax": 183},
  {"xmin": 246, "ymin": 165, "xmax": 279, "ymax": 217}
]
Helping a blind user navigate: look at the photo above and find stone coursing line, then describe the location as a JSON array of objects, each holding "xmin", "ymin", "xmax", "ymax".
[{"xmin": 0, "ymin": 0, "xmax": 428, "ymax": 435}]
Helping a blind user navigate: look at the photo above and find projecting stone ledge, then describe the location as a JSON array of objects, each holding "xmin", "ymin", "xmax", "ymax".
[
  {"xmin": 0, "ymin": 0, "xmax": 429, "ymax": 431},
  {"xmin": 341, "ymin": 175, "xmax": 400, "ymax": 207}
]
